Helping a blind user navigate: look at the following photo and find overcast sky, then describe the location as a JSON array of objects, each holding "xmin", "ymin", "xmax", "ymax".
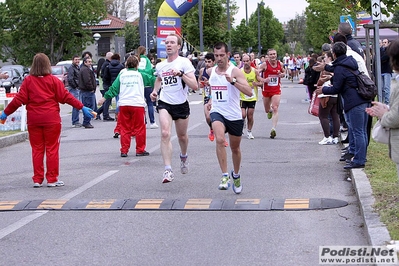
[{"xmin": 233, "ymin": 0, "xmax": 308, "ymax": 25}]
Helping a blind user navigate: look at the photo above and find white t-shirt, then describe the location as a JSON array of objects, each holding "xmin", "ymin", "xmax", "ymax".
[
  {"xmin": 155, "ymin": 56, "xmax": 195, "ymax": 104},
  {"xmin": 209, "ymin": 64, "xmax": 242, "ymax": 120}
]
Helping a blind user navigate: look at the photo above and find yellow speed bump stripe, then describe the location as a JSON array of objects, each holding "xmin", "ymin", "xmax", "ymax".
[
  {"xmin": 0, "ymin": 201, "xmax": 22, "ymax": 211},
  {"xmin": 283, "ymin": 199, "xmax": 310, "ymax": 209},
  {"xmin": 86, "ymin": 199, "xmax": 116, "ymax": 209},
  {"xmin": 0, "ymin": 198, "xmax": 348, "ymax": 211},
  {"xmin": 135, "ymin": 199, "xmax": 164, "ymax": 209},
  {"xmin": 184, "ymin": 199, "xmax": 212, "ymax": 209},
  {"xmin": 38, "ymin": 199, "xmax": 68, "ymax": 210}
]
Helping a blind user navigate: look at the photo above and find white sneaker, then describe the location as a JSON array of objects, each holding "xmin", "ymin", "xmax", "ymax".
[
  {"xmin": 247, "ymin": 131, "xmax": 254, "ymax": 139},
  {"xmin": 180, "ymin": 156, "xmax": 189, "ymax": 174},
  {"xmin": 150, "ymin": 123, "xmax": 159, "ymax": 129},
  {"xmin": 318, "ymin": 136, "xmax": 332, "ymax": 145},
  {"xmin": 332, "ymin": 137, "xmax": 339, "ymax": 144},
  {"xmin": 218, "ymin": 174, "xmax": 230, "ymax": 190},
  {"xmin": 162, "ymin": 169, "xmax": 174, "ymax": 183},
  {"xmin": 47, "ymin": 180, "xmax": 64, "ymax": 187}
]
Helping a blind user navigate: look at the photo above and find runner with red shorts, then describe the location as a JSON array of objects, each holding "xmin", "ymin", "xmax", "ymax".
[{"xmin": 259, "ymin": 49, "xmax": 285, "ymax": 139}]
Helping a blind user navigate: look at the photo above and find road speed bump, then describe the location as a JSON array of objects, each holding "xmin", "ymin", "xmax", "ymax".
[{"xmin": 0, "ymin": 198, "xmax": 348, "ymax": 211}]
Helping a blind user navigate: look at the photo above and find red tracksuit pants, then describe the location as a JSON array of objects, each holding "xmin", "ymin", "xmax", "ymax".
[
  {"xmin": 118, "ymin": 106, "xmax": 146, "ymax": 154},
  {"xmin": 28, "ymin": 123, "xmax": 62, "ymax": 184}
]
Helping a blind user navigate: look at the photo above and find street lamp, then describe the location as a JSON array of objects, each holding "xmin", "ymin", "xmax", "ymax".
[
  {"xmin": 257, "ymin": 1, "xmax": 265, "ymax": 57},
  {"xmin": 93, "ymin": 33, "xmax": 101, "ymax": 61}
]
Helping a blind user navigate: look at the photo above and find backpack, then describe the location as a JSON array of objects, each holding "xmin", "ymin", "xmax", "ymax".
[{"xmin": 344, "ymin": 67, "xmax": 377, "ymax": 100}]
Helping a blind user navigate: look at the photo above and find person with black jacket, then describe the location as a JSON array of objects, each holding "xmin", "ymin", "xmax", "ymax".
[
  {"xmin": 67, "ymin": 55, "xmax": 82, "ymax": 127},
  {"xmin": 79, "ymin": 57, "xmax": 97, "ymax": 128},
  {"xmin": 316, "ymin": 42, "xmax": 371, "ymax": 169},
  {"xmin": 97, "ymin": 52, "xmax": 113, "ymax": 120},
  {"xmin": 102, "ymin": 53, "xmax": 124, "ymax": 121},
  {"xmin": 338, "ymin": 22, "xmax": 365, "ymax": 59}
]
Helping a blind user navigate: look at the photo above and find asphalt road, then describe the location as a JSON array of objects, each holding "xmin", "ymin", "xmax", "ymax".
[{"xmin": 0, "ymin": 78, "xmax": 369, "ymax": 266}]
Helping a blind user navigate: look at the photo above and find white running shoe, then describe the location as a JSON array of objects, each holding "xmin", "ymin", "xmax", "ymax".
[
  {"xmin": 218, "ymin": 174, "xmax": 230, "ymax": 190},
  {"xmin": 150, "ymin": 123, "xmax": 159, "ymax": 129},
  {"xmin": 332, "ymin": 137, "xmax": 339, "ymax": 144},
  {"xmin": 247, "ymin": 131, "xmax": 254, "ymax": 139},
  {"xmin": 180, "ymin": 159, "xmax": 189, "ymax": 174},
  {"xmin": 162, "ymin": 169, "xmax": 174, "ymax": 183},
  {"xmin": 318, "ymin": 136, "xmax": 332, "ymax": 145},
  {"xmin": 47, "ymin": 181, "xmax": 64, "ymax": 187}
]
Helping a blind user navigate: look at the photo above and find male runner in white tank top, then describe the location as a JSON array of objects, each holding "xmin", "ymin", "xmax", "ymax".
[{"xmin": 205, "ymin": 42, "xmax": 252, "ymax": 194}]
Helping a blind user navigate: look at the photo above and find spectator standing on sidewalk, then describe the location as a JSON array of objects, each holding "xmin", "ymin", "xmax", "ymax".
[
  {"xmin": 380, "ymin": 39, "xmax": 392, "ymax": 105},
  {"xmin": 79, "ymin": 56, "xmax": 97, "ymax": 129},
  {"xmin": 67, "ymin": 55, "xmax": 82, "ymax": 127},
  {"xmin": 0, "ymin": 53, "xmax": 94, "ymax": 188},
  {"xmin": 97, "ymin": 52, "xmax": 113, "ymax": 120},
  {"xmin": 316, "ymin": 42, "xmax": 371, "ymax": 170},
  {"xmin": 366, "ymin": 39, "xmax": 399, "ymax": 180},
  {"xmin": 137, "ymin": 45, "xmax": 158, "ymax": 129}
]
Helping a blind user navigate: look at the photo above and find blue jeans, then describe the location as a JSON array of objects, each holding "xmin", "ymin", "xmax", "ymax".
[
  {"xmin": 382, "ymin": 73, "xmax": 391, "ymax": 105},
  {"xmin": 144, "ymin": 87, "xmax": 155, "ymax": 124},
  {"xmin": 80, "ymin": 91, "xmax": 96, "ymax": 125},
  {"xmin": 346, "ymin": 103, "xmax": 369, "ymax": 165},
  {"xmin": 69, "ymin": 87, "xmax": 80, "ymax": 125}
]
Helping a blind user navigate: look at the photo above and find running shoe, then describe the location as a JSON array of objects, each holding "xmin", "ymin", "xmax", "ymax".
[
  {"xmin": 150, "ymin": 123, "xmax": 159, "ymax": 129},
  {"xmin": 47, "ymin": 181, "xmax": 64, "ymax": 187},
  {"xmin": 33, "ymin": 183, "xmax": 42, "ymax": 188},
  {"xmin": 218, "ymin": 174, "xmax": 230, "ymax": 190},
  {"xmin": 270, "ymin": 128, "xmax": 276, "ymax": 139},
  {"xmin": 331, "ymin": 137, "xmax": 339, "ymax": 144},
  {"xmin": 208, "ymin": 130, "xmax": 215, "ymax": 142},
  {"xmin": 162, "ymin": 169, "xmax": 174, "ymax": 183},
  {"xmin": 247, "ymin": 131, "xmax": 254, "ymax": 139},
  {"xmin": 318, "ymin": 136, "xmax": 332, "ymax": 145},
  {"xmin": 180, "ymin": 156, "xmax": 189, "ymax": 174},
  {"xmin": 267, "ymin": 110, "xmax": 273, "ymax": 119},
  {"xmin": 231, "ymin": 171, "xmax": 242, "ymax": 194}
]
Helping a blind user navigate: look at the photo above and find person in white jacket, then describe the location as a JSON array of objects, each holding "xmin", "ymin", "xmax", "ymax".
[{"xmin": 99, "ymin": 55, "xmax": 155, "ymax": 157}]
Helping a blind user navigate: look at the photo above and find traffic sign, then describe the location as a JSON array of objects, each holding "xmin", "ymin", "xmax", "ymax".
[{"xmin": 371, "ymin": 0, "xmax": 381, "ymax": 21}]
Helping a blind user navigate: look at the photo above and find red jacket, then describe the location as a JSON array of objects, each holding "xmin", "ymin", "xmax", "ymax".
[{"xmin": 5, "ymin": 75, "xmax": 83, "ymax": 126}]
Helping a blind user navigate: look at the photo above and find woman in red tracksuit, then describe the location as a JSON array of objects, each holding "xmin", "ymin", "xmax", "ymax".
[{"xmin": 0, "ymin": 53, "xmax": 94, "ymax": 188}]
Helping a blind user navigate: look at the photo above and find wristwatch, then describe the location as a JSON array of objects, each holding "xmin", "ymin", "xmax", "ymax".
[
  {"xmin": 178, "ymin": 71, "xmax": 184, "ymax": 77},
  {"xmin": 230, "ymin": 78, "xmax": 236, "ymax": 85}
]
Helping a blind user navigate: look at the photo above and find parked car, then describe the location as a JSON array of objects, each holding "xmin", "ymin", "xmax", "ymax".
[
  {"xmin": 0, "ymin": 69, "xmax": 23, "ymax": 92},
  {"xmin": 51, "ymin": 66, "xmax": 68, "ymax": 87},
  {"xmin": 1, "ymin": 65, "xmax": 29, "ymax": 80},
  {"xmin": 56, "ymin": 60, "xmax": 74, "ymax": 70}
]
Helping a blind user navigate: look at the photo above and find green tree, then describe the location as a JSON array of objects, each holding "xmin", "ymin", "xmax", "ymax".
[
  {"xmin": 305, "ymin": 0, "xmax": 345, "ymax": 54},
  {"xmin": 231, "ymin": 19, "xmax": 256, "ymax": 53},
  {"xmin": 0, "ymin": 0, "xmax": 106, "ymax": 65},
  {"xmin": 248, "ymin": 4, "xmax": 284, "ymax": 56},
  {"xmin": 182, "ymin": 0, "xmax": 238, "ymax": 53},
  {"xmin": 392, "ymin": 9, "xmax": 399, "ymax": 24},
  {"xmin": 286, "ymin": 13, "xmax": 308, "ymax": 52},
  {"xmin": 116, "ymin": 23, "xmax": 140, "ymax": 53}
]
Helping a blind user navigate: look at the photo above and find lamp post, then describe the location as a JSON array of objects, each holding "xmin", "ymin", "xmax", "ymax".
[
  {"xmin": 93, "ymin": 33, "xmax": 101, "ymax": 61},
  {"xmin": 257, "ymin": 1, "xmax": 265, "ymax": 57},
  {"xmin": 145, "ymin": 13, "xmax": 149, "ymax": 54}
]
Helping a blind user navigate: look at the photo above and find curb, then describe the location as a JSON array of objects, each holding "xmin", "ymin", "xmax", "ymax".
[
  {"xmin": 0, "ymin": 131, "xmax": 28, "ymax": 149},
  {"xmin": 351, "ymin": 168, "xmax": 392, "ymax": 247}
]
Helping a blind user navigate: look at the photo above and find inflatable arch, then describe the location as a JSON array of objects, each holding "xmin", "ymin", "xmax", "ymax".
[{"xmin": 157, "ymin": 0, "xmax": 198, "ymax": 59}]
